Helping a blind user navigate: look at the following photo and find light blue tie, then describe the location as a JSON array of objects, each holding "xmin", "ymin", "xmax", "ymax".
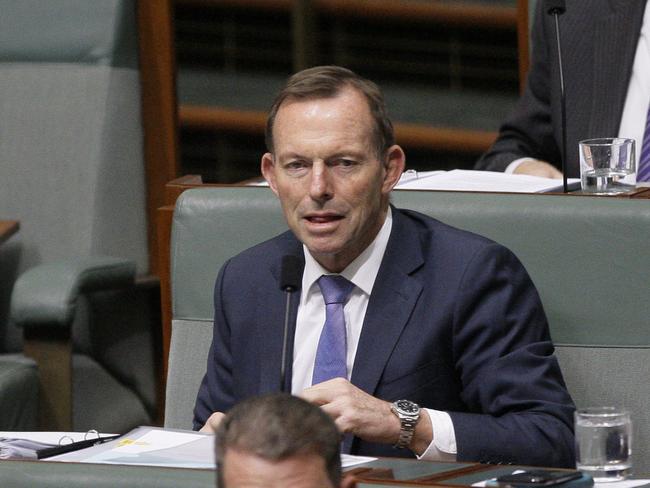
[
  {"xmin": 312, "ymin": 275, "xmax": 355, "ymax": 385},
  {"xmin": 638, "ymin": 104, "xmax": 650, "ymax": 182}
]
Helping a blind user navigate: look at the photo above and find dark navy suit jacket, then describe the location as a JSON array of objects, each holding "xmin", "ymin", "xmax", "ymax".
[{"xmin": 194, "ymin": 207, "xmax": 575, "ymax": 467}]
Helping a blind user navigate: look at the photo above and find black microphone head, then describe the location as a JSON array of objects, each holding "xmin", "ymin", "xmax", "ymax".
[
  {"xmin": 280, "ymin": 255, "xmax": 302, "ymax": 292},
  {"xmin": 545, "ymin": 0, "xmax": 566, "ymax": 14}
]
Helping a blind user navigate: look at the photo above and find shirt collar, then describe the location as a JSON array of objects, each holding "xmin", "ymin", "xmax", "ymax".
[{"xmin": 301, "ymin": 207, "xmax": 393, "ymax": 297}]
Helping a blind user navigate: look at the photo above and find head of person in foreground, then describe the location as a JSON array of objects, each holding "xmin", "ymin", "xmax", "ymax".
[{"xmin": 215, "ymin": 393, "xmax": 356, "ymax": 488}]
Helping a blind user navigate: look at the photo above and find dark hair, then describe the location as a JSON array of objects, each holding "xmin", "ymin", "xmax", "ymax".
[
  {"xmin": 265, "ymin": 65, "xmax": 395, "ymax": 159},
  {"xmin": 215, "ymin": 393, "xmax": 342, "ymax": 487}
]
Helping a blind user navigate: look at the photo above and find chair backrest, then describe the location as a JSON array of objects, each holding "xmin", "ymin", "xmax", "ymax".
[
  {"xmin": 166, "ymin": 187, "xmax": 650, "ymax": 473},
  {"xmin": 0, "ymin": 0, "xmax": 148, "ymax": 351},
  {"xmin": 166, "ymin": 188, "xmax": 287, "ymax": 429}
]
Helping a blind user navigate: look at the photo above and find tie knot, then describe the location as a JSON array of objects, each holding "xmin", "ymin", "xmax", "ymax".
[{"xmin": 318, "ymin": 275, "xmax": 354, "ymax": 305}]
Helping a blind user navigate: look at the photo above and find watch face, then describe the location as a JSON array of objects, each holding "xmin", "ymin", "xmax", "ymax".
[{"xmin": 395, "ymin": 399, "xmax": 419, "ymax": 414}]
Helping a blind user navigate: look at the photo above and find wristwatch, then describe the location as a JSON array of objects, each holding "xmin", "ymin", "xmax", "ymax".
[{"xmin": 390, "ymin": 399, "xmax": 421, "ymax": 449}]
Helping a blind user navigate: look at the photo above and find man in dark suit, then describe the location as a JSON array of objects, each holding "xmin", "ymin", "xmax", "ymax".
[
  {"xmin": 194, "ymin": 66, "xmax": 575, "ymax": 467},
  {"xmin": 475, "ymin": 0, "xmax": 647, "ymax": 178}
]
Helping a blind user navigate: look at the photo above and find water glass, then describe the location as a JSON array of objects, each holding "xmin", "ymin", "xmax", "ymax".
[
  {"xmin": 579, "ymin": 138, "xmax": 636, "ymax": 194},
  {"xmin": 575, "ymin": 407, "xmax": 632, "ymax": 482}
]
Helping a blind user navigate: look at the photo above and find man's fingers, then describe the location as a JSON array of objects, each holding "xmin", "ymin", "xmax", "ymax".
[
  {"xmin": 514, "ymin": 159, "xmax": 563, "ymax": 178},
  {"xmin": 200, "ymin": 411, "xmax": 226, "ymax": 433},
  {"xmin": 300, "ymin": 377, "xmax": 350, "ymax": 405}
]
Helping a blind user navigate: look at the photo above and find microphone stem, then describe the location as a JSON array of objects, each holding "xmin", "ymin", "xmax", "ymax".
[
  {"xmin": 552, "ymin": 11, "xmax": 568, "ymax": 192},
  {"xmin": 280, "ymin": 289, "xmax": 292, "ymax": 393}
]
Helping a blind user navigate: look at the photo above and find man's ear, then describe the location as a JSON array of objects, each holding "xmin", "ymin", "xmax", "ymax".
[
  {"xmin": 382, "ymin": 144, "xmax": 406, "ymax": 194},
  {"xmin": 261, "ymin": 152, "xmax": 279, "ymax": 196}
]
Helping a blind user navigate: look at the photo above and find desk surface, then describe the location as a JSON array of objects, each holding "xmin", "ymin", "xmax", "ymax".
[
  {"xmin": 0, "ymin": 220, "xmax": 19, "ymax": 245},
  {"xmin": 0, "ymin": 456, "xmax": 518, "ymax": 488},
  {"xmin": 5, "ymin": 456, "xmax": 649, "ymax": 488}
]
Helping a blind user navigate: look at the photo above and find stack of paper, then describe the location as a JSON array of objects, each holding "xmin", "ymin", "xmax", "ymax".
[{"xmin": 396, "ymin": 169, "xmax": 580, "ymax": 193}]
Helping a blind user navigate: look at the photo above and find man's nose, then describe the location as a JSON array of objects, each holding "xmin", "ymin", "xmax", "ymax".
[{"xmin": 309, "ymin": 163, "xmax": 333, "ymax": 201}]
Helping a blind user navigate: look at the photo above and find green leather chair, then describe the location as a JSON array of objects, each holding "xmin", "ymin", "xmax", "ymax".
[
  {"xmin": 165, "ymin": 187, "xmax": 650, "ymax": 475},
  {"xmin": 0, "ymin": 0, "xmax": 158, "ymax": 432},
  {"xmin": 0, "ymin": 353, "xmax": 38, "ymax": 430}
]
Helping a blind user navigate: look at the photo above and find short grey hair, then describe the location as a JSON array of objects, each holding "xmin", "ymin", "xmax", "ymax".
[
  {"xmin": 215, "ymin": 393, "xmax": 342, "ymax": 487},
  {"xmin": 265, "ymin": 65, "xmax": 395, "ymax": 159}
]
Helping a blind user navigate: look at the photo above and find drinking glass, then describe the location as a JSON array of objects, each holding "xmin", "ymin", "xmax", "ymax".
[
  {"xmin": 575, "ymin": 407, "xmax": 632, "ymax": 482},
  {"xmin": 579, "ymin": 138, "xmax": 636, "ymax": 194}
]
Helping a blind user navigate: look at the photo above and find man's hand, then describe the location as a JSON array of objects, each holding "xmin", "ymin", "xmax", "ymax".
[
  {"xmin": 513, "ymin": 159, "xmax": 563, "ymax": 178},
  {"xmin": 200, "ymin": 411, "xmax": 226, "ymax": 433},
  {"xmin": 301, "ymin": 378, "xmax": 399, "ymax": 444},
  {"xmin": 300, "ymin": 378, "xmax": 432, "ymax": 455}
]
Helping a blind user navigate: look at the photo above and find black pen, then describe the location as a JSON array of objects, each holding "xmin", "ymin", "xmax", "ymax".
[{"xmin": 37, "ymin": 434, "xmax": 122, "ymax": 459}]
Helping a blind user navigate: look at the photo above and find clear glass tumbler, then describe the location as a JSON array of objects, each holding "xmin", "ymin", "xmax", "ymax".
[
  {"xmin": 575, "ymin": 407, "xmax": 632, "ymax": 482},
  {"xmin": 579, "ymin": 138, "xmax": 636, "ymax": 194}
]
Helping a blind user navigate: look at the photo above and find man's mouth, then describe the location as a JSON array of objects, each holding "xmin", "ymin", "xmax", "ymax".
[{"xmin": 304, "ymin": 212, "xmax": 345, "ymax": 226}]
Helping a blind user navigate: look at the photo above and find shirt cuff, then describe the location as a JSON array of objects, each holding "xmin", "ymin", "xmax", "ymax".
[
  {"xmin": 505, "ymin": 157, "xmax": 536, "ymax": 174},
  {"xmin": 416, "ymin": 409, "xmax": 457, "ymax": 462}
]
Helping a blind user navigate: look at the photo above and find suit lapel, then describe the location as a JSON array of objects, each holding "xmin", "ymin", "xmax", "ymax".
[
  {"xmin": 350, "ymin": 208, "xmax": 424, "ymax": 396},
  {"xmin": 258, "ymin": 235, "xmax": 304, "ymax": 395},
  {"xmin": 589, "ymin": 0, "xmax": 646, "ymax": 136}
]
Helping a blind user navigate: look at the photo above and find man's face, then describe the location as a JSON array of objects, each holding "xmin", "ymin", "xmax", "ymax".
[
  {"xmin": 221, "ymin": 449, "xmax": 335, "ymax": 488},
  {"xmin": 261, "ymin": 86, "xmax": 404, "ymax": 272}
]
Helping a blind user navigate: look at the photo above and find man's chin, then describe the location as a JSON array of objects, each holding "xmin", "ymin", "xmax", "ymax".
[
  {"xmin": 304, "ymin": 243, "xmax": 342, "ymax": 258},
  {"xmin": 303, "ymin": 240, "xmax": 347, "ymax": 265}
]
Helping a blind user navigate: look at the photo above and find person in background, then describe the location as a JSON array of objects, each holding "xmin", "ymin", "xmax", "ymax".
[
  {"xmin": 475, "ymin": 0, "xmax": 650, "ymax": 182},
  {"xmin": 215, "ymin": 393, "xmax": 355, "ymax": 488},
  {"xmin": 195, "ymin": 65, "xmax": 575, "ymax": 467}
]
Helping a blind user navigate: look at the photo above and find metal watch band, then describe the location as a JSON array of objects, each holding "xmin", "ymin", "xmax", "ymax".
[
  {"xmin": 392, "ymin": 400, "xmax": 420, "ymax": 449},
  {"xmin": 395, "ymin": 415, "xmax": 418, "ymax": 448}
]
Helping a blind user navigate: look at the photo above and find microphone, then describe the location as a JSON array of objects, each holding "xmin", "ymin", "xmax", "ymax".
[
  {"xmin": 545, "ymin": 0, "xmax": 565, "ymax": 14},
  {"xmin": 279, "ymin": 255, "xmax": 301, "ymax": 393},
  {"xmin": 545, "ymin": 0, "xmax": 568, "ymax": 192}
]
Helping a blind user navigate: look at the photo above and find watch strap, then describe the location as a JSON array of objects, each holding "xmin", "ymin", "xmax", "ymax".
[
  {"xmin": 392, "ymin": 400, "xmax": 420, "ymax": 449},
  {"xmin": 395, "ymin": 415, "xmax": 418, "ymax": 448}
]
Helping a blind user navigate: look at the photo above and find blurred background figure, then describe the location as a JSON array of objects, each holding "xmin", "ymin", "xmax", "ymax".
[{"xmin": 476, "ymin": 0, "xmax": 648, "ymax": 180}]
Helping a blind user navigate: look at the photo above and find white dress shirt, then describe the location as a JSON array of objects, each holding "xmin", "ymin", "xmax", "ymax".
[
  {"xmin": 618, "ymin": 0, "xmax": 650, "ymax": 167},
  {"xmin": 291, "ymin": 207, "xmax": 457, "ymax": 461},
  {"xmin": 507, "ymin": 3, "xmax": 650, "ymax": 176}
]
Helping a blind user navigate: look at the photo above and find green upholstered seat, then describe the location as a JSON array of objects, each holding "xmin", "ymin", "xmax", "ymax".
[
  {"xmin": 0, "ymin": 0, "xmax": 157, "ymax": 432},
  {"xmin": 0, "ymin": 354, "xmax": 38, "ymax": 430}
]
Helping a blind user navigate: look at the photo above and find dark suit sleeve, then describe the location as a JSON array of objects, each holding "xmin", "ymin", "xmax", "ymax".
[
  {"xmin": 448, "ymin": 243, "xmax": 575, "ymax": 467},
  {"xmin": 193, "ymin": 259, "xmax": 236, "ymax": 429},
  {"xmin": 474, "ymin": 0, "xmax": 562, "ymax": 172}
]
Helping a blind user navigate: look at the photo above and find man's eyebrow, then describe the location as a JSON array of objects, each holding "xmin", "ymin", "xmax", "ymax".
[
  {"xmin": 275, "ymin": 149, "xmax": 368, "ymax": 162},
  {"xmin": 326, "ymin": 151, "xmax": 366, "ymax": 160},
  {"xmin": 276, "ymin": 151, "xmax": 307, "ymax": 161}
]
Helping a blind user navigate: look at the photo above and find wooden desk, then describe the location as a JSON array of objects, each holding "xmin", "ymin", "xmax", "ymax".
[
  {"xmin": 0, "ymin": 453, "xmax": 578, "ymax": 487},
  {"xmin": 0, "ymin": 220, "xmax": 19, "ymax": 245}
]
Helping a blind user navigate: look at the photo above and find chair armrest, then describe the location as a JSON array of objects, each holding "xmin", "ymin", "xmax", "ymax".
[{"xmin": 10, "ymin": 256, "xmax": 136, "ymax": 329}]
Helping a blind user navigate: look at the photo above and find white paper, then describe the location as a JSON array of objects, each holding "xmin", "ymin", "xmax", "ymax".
[
  {"xmin": 108, "ymin": 429, "xmax": 202, "ymax": 454},
  {"xmin": 42, "ymin": 427, "xmax": 215, "ymax": 469},
  {"xmin": 0, "ymin": 432, "xmax": 77, "ymax": 445},
  {"xmin": 25, "ymin": 427, "xmax": 378, "ymax": 471},
  {"xmin": 341, "ymin": 453, "xmax": 377, "ymax": 468},
  {"xmin": 0, "ymin": 431, "xmax": 114, "ymax": 445},
  {"xmin": 396, "ymin": 169, "xmax": 580, "ymax": 193}
]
